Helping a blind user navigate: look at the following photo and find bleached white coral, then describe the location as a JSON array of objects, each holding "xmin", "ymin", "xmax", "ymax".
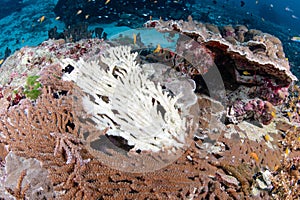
[{"xmin": 62, "ymin": 46, "xmax": 192, "ymax": 152}]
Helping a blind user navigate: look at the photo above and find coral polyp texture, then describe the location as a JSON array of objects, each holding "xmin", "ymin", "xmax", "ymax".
[{"xmin": 0, "ymin": 18, "xmax": 299, "ymax": 199}]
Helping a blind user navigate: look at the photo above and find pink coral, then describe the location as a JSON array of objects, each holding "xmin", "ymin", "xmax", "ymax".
[{"xmin": 227, "ymin": 99, "xmax": 275, "ymax": 125}]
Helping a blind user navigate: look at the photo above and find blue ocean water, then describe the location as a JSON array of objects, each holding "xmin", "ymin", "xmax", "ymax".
[
  {"xmin": 0, "ymin": 0, "xmax": 299, "ymax": 78},
  {"xmin": 219, "ymin": 0, "xmax": 300, "ymax": 33}
]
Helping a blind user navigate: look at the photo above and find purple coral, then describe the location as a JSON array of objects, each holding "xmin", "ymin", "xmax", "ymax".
[
  {"xmin": 253, "ymin": 78, "xmax": 289, "ymax": 105},
  {"xmin": 227, "ymin": 99, "xmax": 275, "ymax": 125}
]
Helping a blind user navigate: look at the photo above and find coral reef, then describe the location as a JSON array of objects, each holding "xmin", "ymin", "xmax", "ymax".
[
  {"xmin": 145, "ymin": 18, "xmax": 297, "ymax": 125},
  {"xmin": 0, "ymin": 18, "xmax": 299, "ymax": 199}
]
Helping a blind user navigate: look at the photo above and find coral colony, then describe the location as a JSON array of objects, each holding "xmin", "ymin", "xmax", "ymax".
[{"xmin": 0, "ymin": 17, "xmax": 299, "ymax": 199}]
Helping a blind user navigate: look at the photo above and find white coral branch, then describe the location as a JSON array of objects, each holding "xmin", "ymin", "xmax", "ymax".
[{"xmin": 62, "ymin": 46, "xmax": 188, "ymax": 152}]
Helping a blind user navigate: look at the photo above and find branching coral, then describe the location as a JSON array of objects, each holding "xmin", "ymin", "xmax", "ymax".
[
  {"xmin": 5, "ymin": 170, "xmax": 30, "ymax": 200},
  {"xmin": 0, "ymin": 88, "xmax": 95, "ymax": 199},
  {"xmin": 62, "ymin": 45, "xmax": 195, "ymax": 153}
]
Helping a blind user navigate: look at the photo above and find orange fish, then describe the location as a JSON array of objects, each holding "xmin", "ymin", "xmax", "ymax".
[
  {"xmin": 250, "ymin": 152, "xmax": 259, "ymax": 162},
  {"xmin": 133, "ymin": 33, "xmax": 137, "ymax": 44},
  {"xmin": 153, "ymin": 44, "xmax": 162, "ymax": 53}
]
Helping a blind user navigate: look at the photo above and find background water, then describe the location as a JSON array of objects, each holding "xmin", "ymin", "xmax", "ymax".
[{"xmin": 214, "ymin": 0, "xmax": 300, "ymax": 33}]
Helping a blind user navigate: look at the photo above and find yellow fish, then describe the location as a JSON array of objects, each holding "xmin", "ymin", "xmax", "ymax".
[
  {"xmin": 55, "ymin": 16, "xmax": 60, "ymax": 20},
  {"xmin": 0, "ymin": 59, "xmax": 3, "ymax": 65},
  {"xmin": 285, "ymin": 148, "xmax": 290, "ymax": 157},
  {"xmin": 105, "ymin": 0, "xmax": 110, "ymax": 4},
  {"xmin": 271, "ymin": 111, "xmax": 276, "ymax": 118},
  {"xmin": 149, "ymin": 16, "xmax": 152, "ymax": 20},
  {"xmin": 153, "ymin": 44, "xmax": 162, "ymax": 53},
  {"xmin": 133, "ymin": 33, "xmax": 137, "ymax": 44},
  {"xmin": 85, "ymin": 14, "xmax": 89, "ymax": 19},
  {"xmin": 291, "ymin": 36, "xmax": 300, "ymax": 42},
  {"xmin": 242, "ymin": 71, "xmax": 251, "ymax": 76},
  {"xmin": 77, "ymin": 10, "xmax": 82, "ymax": 15},
  {"xmin": 38, "ymin": 16, "xmax": 45, "ymax": 23},
  {"xmin": 264, "ymin": 134, "xmax": 270, "ymax": 142}
]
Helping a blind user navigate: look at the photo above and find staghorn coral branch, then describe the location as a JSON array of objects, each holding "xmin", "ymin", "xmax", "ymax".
[
  {"xmin": 5, "ymin": 170, "xmax": 30, "ymax": 200},
  {"xmin": 50, "ymin": 132, "xmax": 90, "ymax": 165}
]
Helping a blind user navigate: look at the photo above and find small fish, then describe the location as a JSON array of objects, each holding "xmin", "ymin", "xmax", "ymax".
[
  {"xmin": 271, "ymin": 111, "xmax": 276, "ymax": 118},
  {"xmin": 273, "ymin": 164, "xmax": 280, "ymax": 171},
  {"xmin": 38, "ymin": 16, "xmax": 45, "ymax": 23},
  {"xmin": 55, "ymin": 16, "xmax": 60, "ymax": 20},
  {"xmin": 270, "ymin": 4, "xmax": 273, "ymax": 8},
  {"xmin": 0, "ymin": 59, "xmax": 3, "ymax": 65},
  {"xmin": 133, "ymin": 33, "xmax": 137, "ymax": 44},
  {"xmin": 242, "ymin": 71, "xmax": 251, "ymax": 76},
  {"xmin": 240, "ymin": 1, "xmax": 245, "ymax": 7},
  {"xmin": 261, "ymin": 17, "xmax": 265, "ymax": 22},
  {"xmin": 293, "ymin": 126, "xmax": 297, "ymax": 131},
  {"xmin": 77, "ymin": 10, "xmax": 82, "ymax": 15},
  {"xmin": 105, "ymin": 0, "xmax": 110, "ymax": 4},
  {"xmin": 285, "ymin": 6, "xmax": 293, "ymax": 12},
  {"xmin": 250, "ymin": 152, "xmax": 259, "ymax": 162},
  {"xmin": 255, "ymin": 0, "xmax": 259, "ymax": 4},
  {"xmin": 149, "ymin": 15, "xmax": 152, "ymax": 20},
  {"xmin": 85, "ymin": 14, "xmax": 89, "ymax": 19},
  {"xmin": 287, "ymin": 111, "xmax": 292, "ymax": 117},
  {"xmin": 264, "ymin": 134, "xmax": 270, "ymax": 142},
  {"xmin": 292, "ymin": 15, "xmax": 299, "ymax": 19},
  {"xmin": 285, "ymin": 148, "xmax": 290, "ymax": 157},
  {"xmin": 153, "ymin": 44, "xmax": 162, "ymax": 53}
]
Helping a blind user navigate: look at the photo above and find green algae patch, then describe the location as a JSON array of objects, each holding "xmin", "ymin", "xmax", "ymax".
[{"xmin": 24, "ymin": 75, "xmax": 42, "ymax": 100}]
